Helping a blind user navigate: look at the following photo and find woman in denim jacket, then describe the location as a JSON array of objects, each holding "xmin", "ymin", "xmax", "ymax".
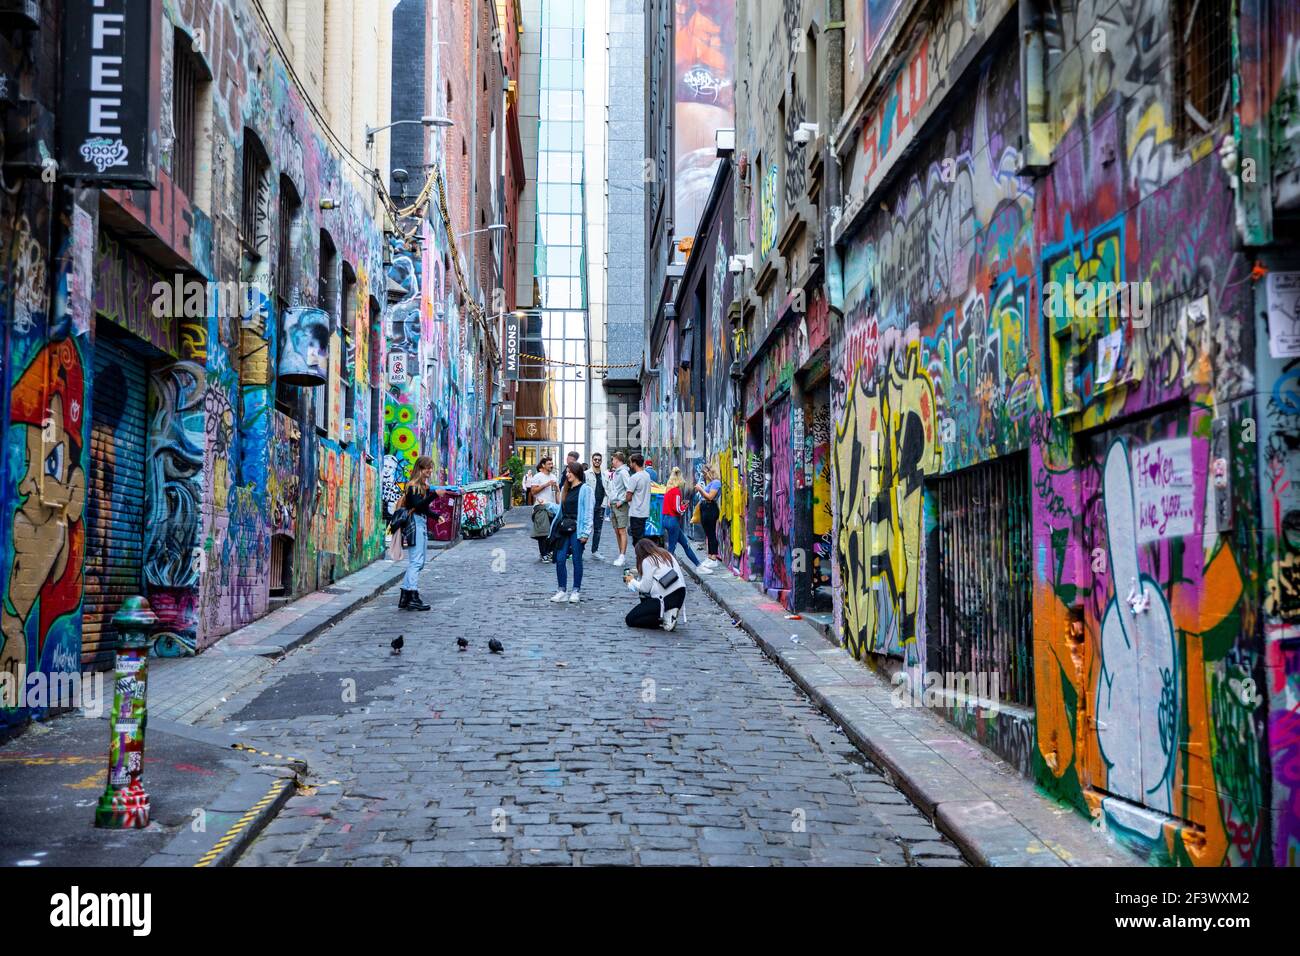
[{"xmin": 546, "ymin": 462, "xmax": 594, "ymax": 604}]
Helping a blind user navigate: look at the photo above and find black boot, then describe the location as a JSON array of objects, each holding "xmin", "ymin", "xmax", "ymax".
[
  {"xmin": 405, "ymin": 590, "xmax": 431, "ymax": 611},
  {"xmin": 398, "ymin": 589, "xmax": 411, "ymax": 609}
]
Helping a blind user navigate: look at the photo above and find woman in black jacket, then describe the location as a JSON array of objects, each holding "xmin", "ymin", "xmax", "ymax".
[{"xmin": 394, "ymin": 455, "xmax": 452, "ymax": 610}]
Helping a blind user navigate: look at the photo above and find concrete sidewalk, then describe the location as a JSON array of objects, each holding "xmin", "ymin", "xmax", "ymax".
[
  {"xmin": 0, "ymin": 710, "xmax": 300, "ymax": 868},
  {"xmin": 682, "ymin": 561, "xmax": 1142, "ymax": 867}
]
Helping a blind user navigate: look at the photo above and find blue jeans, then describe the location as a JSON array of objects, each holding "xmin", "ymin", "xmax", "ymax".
[
  {"xmin": 662, "ymin": 516, "xmax": 701, "ymax": 566},
  {"xmin": 402, "ymin": 522, "xmax": 427, "ymax": 590},
  {"xmin": 554, "ymin": 532, "xmax": 585, "ymax": 590}
]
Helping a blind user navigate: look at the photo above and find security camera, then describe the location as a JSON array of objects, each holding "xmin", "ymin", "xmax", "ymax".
[
  {"xmin": 792, "ymin": 122, "xmax": 819, "ymax": 145},
  {"xmin": 728, "ymin": 254, "xmax": 752, "ymax": 275}
]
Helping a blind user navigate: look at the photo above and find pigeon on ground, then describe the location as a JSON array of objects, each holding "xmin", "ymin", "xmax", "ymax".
[
  {"xmin": 456, "ymin": 637, "xmax": 469, "ymax": 651},
  {"xmin": 391, "ymin": 634, "xmax": 405, "ymax": 655},
  {"xmin": 488, "ymin": 639, "xmax": 504, "ymax": 654}
]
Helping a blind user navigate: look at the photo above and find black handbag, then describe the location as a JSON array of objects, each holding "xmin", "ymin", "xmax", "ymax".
[{"xmin": 654, "ymin": 566, "xmax": 680, "ymax": 590}]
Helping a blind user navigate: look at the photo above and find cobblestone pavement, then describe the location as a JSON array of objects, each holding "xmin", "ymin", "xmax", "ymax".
[{"xmin": 223, "ymin": 516, "xmax": 966, "ymax": 866}]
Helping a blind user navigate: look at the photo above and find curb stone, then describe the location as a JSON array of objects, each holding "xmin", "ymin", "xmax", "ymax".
[
  {"xmin": 683, "ymin": 561, "xmax": 1143, "ymax": 868},
  {"xmin": 141, "ymin": 719, "xmax": 307, "ymax": 867}
]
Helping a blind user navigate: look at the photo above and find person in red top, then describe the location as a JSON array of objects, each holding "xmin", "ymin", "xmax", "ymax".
[{"xmin": 660, "ymin": 467, "xmax": 711, "ymax": 573}]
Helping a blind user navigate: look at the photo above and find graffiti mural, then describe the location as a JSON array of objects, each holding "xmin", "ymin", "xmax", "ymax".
[
  {"xmin": 764, "ymin": 400, "xmax": 793, "ymax": 603},
  {"xmin": 2, "ymin": 339, "xmax": 88, "ymax": 697},
  {"xmin": 145, "ymin": 362, "xmax": 206, "ymax": 656},
  {"xmin": 833, "ymin": 346, "xmax": 939, "ymax": 661}
]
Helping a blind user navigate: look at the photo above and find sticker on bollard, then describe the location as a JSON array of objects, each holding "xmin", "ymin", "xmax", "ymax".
[{"xmin": 95, "ymin": 596, "xmax": 157, "ymax": 829}]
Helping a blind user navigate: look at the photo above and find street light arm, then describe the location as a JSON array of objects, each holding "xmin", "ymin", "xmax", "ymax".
[
  {"xmin": 456, "ymin": 224, "xmax": 509, "ymax": 239},
  {"xmin": 365, "ymin": 116, "xmax": 453, "ymax": 147}
]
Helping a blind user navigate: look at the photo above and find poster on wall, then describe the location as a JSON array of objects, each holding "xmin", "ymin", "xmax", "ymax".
[
  {"xmin": 1132, "ymin": 438, "xmax": 1196, "ymax": 545},
  {"xmin": 60, "ymin": 0, "xmax": 158, "ymax": 187},
  {"xmin": 1267, "ymin": 271, "xmax": 1300, "ymax": 358},
  {"xmin": 673, "ymin": 0, "xmax": 736, "ymax": 244}
]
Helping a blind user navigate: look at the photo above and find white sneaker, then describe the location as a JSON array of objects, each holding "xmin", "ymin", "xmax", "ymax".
[
  {"xmin": 702, "ymin": 558, "xmax": 719, "ymax": 569},
  {"xmin": 569, "ymin": 591, "xmax": 581, "ymax": 603},
  {"xmin": 613, "ymin": 554, "xmax": 626, "ymax": 567},
  {"xmin": 662, "ymin": 607, "xmax": 679, "ymax": 632},
  {"xmin": 550, "ymin": 590, "xmax": 568, "ymax": 603},
  {"xmin": 696, "ymin": 563, "xmax": 714, "ymax": 574},
  {"xmin": 590, "ymin": 551, "xmax": 603, "ymax": 561}
]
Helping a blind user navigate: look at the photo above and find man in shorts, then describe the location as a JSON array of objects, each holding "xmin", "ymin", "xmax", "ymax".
[{"xmin": 608, "ymin": 451, "xmax": 631, "ymax": 566}]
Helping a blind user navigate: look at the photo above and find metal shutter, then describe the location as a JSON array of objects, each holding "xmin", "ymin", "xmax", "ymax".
[{"xmin": 84, "ymin": 338, "xmax": 149, "ymax": 669}]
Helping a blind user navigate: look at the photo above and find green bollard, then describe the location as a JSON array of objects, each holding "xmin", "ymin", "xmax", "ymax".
[{"xmin": 94, "ymin": 596, "xmax": 157, "ymax": 829}]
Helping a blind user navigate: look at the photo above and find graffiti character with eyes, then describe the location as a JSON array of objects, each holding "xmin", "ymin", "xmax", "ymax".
[{"xmin": 1, "ymin": 341, "xmax": 86, "ymax": 686}]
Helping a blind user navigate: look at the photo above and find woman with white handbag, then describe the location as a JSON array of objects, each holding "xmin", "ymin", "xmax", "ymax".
[{"xmin": 623, "ymin": 538, "xmax": 688, "ymax": 632}]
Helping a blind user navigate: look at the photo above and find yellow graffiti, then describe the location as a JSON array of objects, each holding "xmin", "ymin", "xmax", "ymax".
[
  {"xmin": 833, "ymin": 345, "xmax": 938, "ymax": 660},
  {"xmin": 718, "ymin": 446, "xmax": 745, "ymax": 557}
]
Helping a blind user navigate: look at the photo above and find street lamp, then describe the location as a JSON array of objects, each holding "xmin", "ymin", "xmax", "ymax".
[
  {"xmin": 456, "ymin": 224, "xmax": 509, "ymax": 239},
  {"xmin": 365, "ymin": 115, "xmax": 454, "ymax": 147}
]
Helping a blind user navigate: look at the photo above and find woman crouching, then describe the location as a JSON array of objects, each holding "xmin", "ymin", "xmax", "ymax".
[{"xmin": 623, "ymin": 538, "xmax": 687, "ymax": 631}]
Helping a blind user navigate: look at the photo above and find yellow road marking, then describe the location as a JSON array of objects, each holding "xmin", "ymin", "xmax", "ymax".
[
  {"xmin": 65, "ymin": 769, "xmax": 105, "ymax": 790},
  {"xmin": 194, "ymin": 778, "xmax": 292, "ymax": 868}
]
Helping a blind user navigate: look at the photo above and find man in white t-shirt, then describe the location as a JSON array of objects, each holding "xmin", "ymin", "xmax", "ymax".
[
  {"xmin": 625, "ymin": 453, "xmax": 653, "ymax": 546},
  {"xmin": 527, "ymin": 459, "xmax": 559, "ymax": 506},
  {"xmin": 527, "ymin": 457, "xmax": 559, "ymax": 560}
]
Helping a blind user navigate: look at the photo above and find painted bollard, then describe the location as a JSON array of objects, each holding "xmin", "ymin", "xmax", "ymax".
[{"xmin": 95, "ymin": 596, "xmax": 157, "ymax": 829}]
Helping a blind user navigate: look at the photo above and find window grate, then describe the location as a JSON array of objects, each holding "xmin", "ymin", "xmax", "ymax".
[
  {"xmin": 240, "ymin": 133, "xmax": 268, "ymax": 258},
  {"xmin": 276, "ymin": 177, "xmax": 300, "ymax": 311},
  {"xmin": 931, "ymin": 454, "xmax": 1035, "ymax": 707},
  {"xmin": 172, "ymin": 28, "xmax": 197, "ymax": 195},
  {"xmin": 1175, "ymin": 0, "xmax": 1234, "ymax": 145}
]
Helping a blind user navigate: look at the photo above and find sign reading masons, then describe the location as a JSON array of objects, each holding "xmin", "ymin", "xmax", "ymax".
[
  {"xmin": 504, "ymin": 312, "xmax": 521, "ymax": 381},
  {"xmin": 61, "ymin": 0, "xmax": 157, "ymax": 187}
]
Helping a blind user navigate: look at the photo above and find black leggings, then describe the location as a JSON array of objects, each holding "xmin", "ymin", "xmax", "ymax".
[
  {"xmin": 625, "ymin": 588, "xmax": 686, "ymax": 629},
  {"xmin": 536, "ymin": 536, "xmax": 550, "ymax": 557},
  {"xmin": 700, "ymin": 500, "xmax": 720, "ymax": 555}
]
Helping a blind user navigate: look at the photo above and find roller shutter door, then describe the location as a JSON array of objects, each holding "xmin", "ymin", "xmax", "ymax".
[{"xmin": 84, "ymin": 338, "xmax": 149, "ymax": 669}]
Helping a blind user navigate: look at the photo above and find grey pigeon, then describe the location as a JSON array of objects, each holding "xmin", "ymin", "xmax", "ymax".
[
  {"xmin": 488, "ymin": 639, "xmax": 504, "ymax": 654},
  {"xmin": 391, "ymin": 634, "xmax": 404, "ymax": 654}
]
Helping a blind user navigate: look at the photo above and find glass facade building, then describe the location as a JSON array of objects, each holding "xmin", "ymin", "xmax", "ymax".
[{"xmin": 515, "ymin": 0, "xmax": 590, "ymax": 466}]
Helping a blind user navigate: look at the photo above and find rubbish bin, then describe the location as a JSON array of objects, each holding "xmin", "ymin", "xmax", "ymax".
[{"xmin": 427, "ymin": 490, "xmax": 461, "ymax": 544}]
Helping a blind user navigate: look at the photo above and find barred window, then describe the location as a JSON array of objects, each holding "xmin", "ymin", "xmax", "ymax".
[
  {"xmin": 276, "ymin": 176, "xmax": 300, "ymax": 312},
  {"xmin": 1175, "ymin": 0, "xmax": 1234, "ymax": 145},
  {"xmin": 171, "ymin": 28, "xmax": 199, "ymax": 195},
  {"xmin": 240, "ymin": 132, "xmax": 269, "ymax": 259}
]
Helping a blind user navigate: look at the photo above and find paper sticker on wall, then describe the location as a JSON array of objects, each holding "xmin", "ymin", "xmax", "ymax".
[
  {"xmin": 1267, "ymin": 272, "xmax": 1300, "ymax": 358},
  {"xmin": 1095, "ymin": 327, "xmax": 1123, "ymax": 385},
  {"xmin": 1132, "ymin": 437, "xmax": 1195, "ymax": 544}
]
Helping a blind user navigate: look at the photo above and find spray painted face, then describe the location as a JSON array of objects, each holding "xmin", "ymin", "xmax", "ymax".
[{"xmin": 11, "ymin": 393, "xmax": 86, "ymax": 622}]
